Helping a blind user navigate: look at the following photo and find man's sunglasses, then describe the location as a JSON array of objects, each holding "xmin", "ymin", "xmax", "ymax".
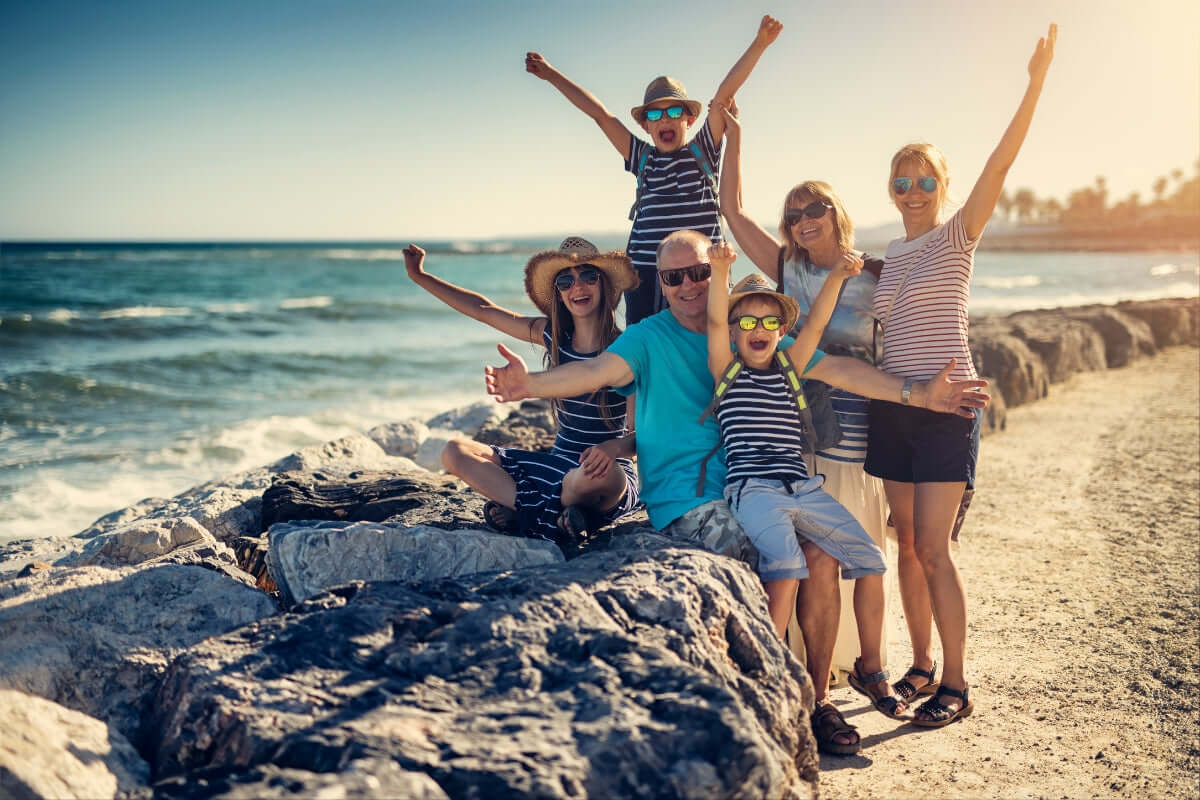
[
  {"xmin": 658, "ymin": 263, "xmax": 712, "ymax": 287},
  {"xmin": 643, "ymin": 105, "xmax": 687, "ymax": 122},
  {"xmin": 893, "ymin": 176, "xmax": 938, "ymax": 195},
  {"xmin": 554, "ymin": 266, "xmax": 601, "ymax": 291},
  {"xmin": 785, "ymin": 201, "xmax": 833, "ymax": 226},
  {"xmin": 731, "ymin": 314, "xmax": 782, "ymax": 331}
]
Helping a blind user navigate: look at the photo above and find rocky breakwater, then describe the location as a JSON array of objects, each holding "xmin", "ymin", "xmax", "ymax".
[{"xmin": 0, "ymin": 399, "xmax": 818, "ymax": 799}]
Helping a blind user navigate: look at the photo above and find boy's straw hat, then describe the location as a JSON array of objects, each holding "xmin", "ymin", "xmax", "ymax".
[
  {"xmin": 524, "ymin": 237, "xmax": 639, "ymax": 317},
  {"xmin": 630, "ymin": 76, "xmax": 702, "ymax": 123},
  {"xmin": 728, "ymin": 273, "xmax": 801, "ymax": 334}
]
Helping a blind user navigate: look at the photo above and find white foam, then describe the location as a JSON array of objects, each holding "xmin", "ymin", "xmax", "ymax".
[
  {"xmin": 318, "ymin": 249, "xmax": 408, "ymax": 261},
  {"xmin": 279, "ymin": 296, "xmax": 333, "ymax": 310},
  {"xmin": 972, "ymin": 282, "xmax": 1199, "ymax": 313},
  {"xmin": 46, "ymin": 309, "xmax": 79, "ymax": 323},
  {"xmin": 99, "ymin": 306, "xmax": 192, "ymax": 319},
  {"xmin": 977, "ymin": 275, "xmax": 1042, "ymax": 290},
  {"xmin": 1149, "ymin": 263, "xmax": 1181, "ymax": 277},
  {"xmin": 204, "ymin": 302, "xmax": 256, "ymax": 314}
]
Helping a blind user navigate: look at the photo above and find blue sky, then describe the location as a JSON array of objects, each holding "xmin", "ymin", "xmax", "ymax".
[{"xmin": 1, "ymin": 0, "xmax": 1197, "ymax": 240}]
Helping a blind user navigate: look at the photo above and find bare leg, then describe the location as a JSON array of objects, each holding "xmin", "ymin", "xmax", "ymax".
[
  {"xmin": 798, "ymin": 542, "xmax": 858, "ymax": 749},
  {"xmin": 913, "ymin": 481, "xmax": 969, "ymax": 715},
  {"xmin": 560, "ymin": 462, "xmax": 628, "ymax": 512},
  {"xmin": 440, "ymin": 438, "xmax": 517, "ymax": 508},
  {"xmin": 853, "ymin": 573, "xmax": 907, "ymax": 712},
  {"xmin": 763, "ymin": 578, "xmax": 800, "ymax": 639},
  {"xmin": 884, "ymin": 479, "xmax": 935, "ymax": 677}
]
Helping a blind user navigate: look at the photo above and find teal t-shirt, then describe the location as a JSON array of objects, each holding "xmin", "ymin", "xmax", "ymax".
[{"xmin": 608, "ymin": 309, "xmax": 824, "ymax": 529}]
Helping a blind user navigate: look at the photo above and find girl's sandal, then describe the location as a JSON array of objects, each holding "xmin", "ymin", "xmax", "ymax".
[
  {"xmin": 892, "ymin": 661, "xmax": 939, "ymax": 703},
  {"xmin": 482, "ymin": 501, "xmax": 519, "ymax": 535},
  {"xmin": 847, "ymin": 657, "xmax": 910, "ymax": 719},
  {"xmin": 911, "ymin": 684, "xmax": 974, "ymax": 728}
]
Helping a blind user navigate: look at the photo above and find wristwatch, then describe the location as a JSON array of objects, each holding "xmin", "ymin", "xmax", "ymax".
[{"xmin": 900, "ymin": 378, "xmax": 914, "ymax": 406}]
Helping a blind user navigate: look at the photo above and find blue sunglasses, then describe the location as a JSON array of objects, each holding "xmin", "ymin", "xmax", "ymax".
[
  {"xmin": 893, "ymin": 176, "xmax": 938, "ymax": 195},
  {"xmin": 643, "ymin": 105, "xmax": 686, "ymax": 122}
]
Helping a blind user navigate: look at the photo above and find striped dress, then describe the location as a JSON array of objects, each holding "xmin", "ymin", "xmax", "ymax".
[{"xmin": 493, "ymin": 327, "xmax": 640, "ymax": 541}]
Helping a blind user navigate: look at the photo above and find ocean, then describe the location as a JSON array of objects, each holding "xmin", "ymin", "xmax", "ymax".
[{"xmin": 1, "ymin": 240, "xmax": 1196, "ymax": 543}]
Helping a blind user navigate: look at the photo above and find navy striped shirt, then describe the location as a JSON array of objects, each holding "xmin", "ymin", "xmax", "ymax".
[
  {"xmin": 716, "ymin": 365, "xmax": 810, "ymax": 485},
  {"xmin": 544, "ymin": 328, "xmax": 627, "ymax": 458}
]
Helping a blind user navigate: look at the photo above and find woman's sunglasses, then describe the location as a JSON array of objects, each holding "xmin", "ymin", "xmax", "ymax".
[
  {"xmin": 785, "ymin": 201, "xmax": 833, "ymax": 226},
  {"xmin": 643, "ymin": 105, "xmax": 687, "ymax": 122},
  {"xmin": 554, "ymin": 266, "xmax": 601, "ymax": 291},
  {"xmin": 893, "ymin": 176, "xmax": 938, "ymax": 195},
  {"xmin": 732, "ymin": 315, "xmax": 782, "ymax": 331},
  {"xmin": 658, "ymin": 262, "xmax": 711, "ymax": 287}
]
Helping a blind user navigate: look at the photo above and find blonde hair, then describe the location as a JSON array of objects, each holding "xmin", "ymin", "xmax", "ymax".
[
  {"xmin": 542, "ymin": 269, "xmax": 622, "ymax": 429},
  {"xmin": 889, "ymin": 142, "xmax": 951, "ymax": 221},
  {"xmin": 778, "ymin": 181, "xmax": 855, "ymax": 263}
]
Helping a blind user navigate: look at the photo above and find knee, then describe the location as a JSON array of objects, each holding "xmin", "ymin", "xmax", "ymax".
[
  {"xmin": 440, "ymin": 438, "xmax": 470, "ymax": 473},
  {"xmin": 913, "ymin": 538, "xmax": 953, "ymax": 571}
]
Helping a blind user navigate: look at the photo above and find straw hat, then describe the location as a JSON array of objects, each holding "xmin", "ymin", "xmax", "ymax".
[
  {"xmin": 728, "ymin": 273, "xmax": 801, "ymax": 334},
  {"xmin": 524, "ymin": 237, "xmax": 638, "ymax": 317},
  {"xmin": 630, "ymin": 76, "xmax": 702, "ymax": 124}
]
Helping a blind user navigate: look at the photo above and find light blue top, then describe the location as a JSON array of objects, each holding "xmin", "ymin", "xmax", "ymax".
[{"xmin": 609, "ymin": 309, "xmax": 824, "ymax": 529}]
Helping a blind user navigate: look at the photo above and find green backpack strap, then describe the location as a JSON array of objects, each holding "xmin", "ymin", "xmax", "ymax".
[
  {"xmin": 629, "ymin": 140, "xmax": 722, "ymax": 222},
  {"xmin": 696, "ymin": 356, "xmax": 744, "ymax": 496}
]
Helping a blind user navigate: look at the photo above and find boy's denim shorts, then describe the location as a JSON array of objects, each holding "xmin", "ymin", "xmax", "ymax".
[{"xmin": 725, "ymin": 476, "xmax": 887, "ymax": 582}]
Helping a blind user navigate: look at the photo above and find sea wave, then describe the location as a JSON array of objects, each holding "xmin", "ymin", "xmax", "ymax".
[
  {"xmin": 98, "ymin": 305, "xmax": 193, "ymax": 319},
  {"xmin": 278, "ymin": 296, "xmax": 333, "ymax": 309},
  {"xmin": 976, "ymin": 275, "xmax": 1043, "ymax": 290},
  {"xmin": 971, "ymin": 281, "xmax": 1199, "ymax": 314}
]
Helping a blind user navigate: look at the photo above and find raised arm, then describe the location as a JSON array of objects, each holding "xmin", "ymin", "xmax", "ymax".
[
  {"xmin": 526, "ymin": 52, "xmax": 633, "ymax": 160},
  {"xmin": 706, "ymin": 243, "xmax": 737, "ymax": 384},
  {"xmin": 804, "ymin": 357, "xmax": 989, "ymax": 418},
  {"xmin": 785, "ymin": 254, "xmax": 862, "ymax": 367},
  {"xmin": 962, "ymin": 23, "xmax": 1057, "ymax": 239},
  {"xmin": 486, "ymin": 344, "xmax": 634, "ymax": 403},
  {"xmin": 718, "ymin": 102, "xmax": 786, "ymax": 280},
  {"xmin": 707, "ymin": 15, "xmax": 783, "ymax": 143},
  {"xmin": 403, "ymin": 245, "xmax": 545, "ymax": 345}
]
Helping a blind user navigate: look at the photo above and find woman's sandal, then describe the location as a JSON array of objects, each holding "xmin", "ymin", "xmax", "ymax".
[
  {"xmin": 482, "ymin": 501, "xmax": 519, "ymax": 535},
  {"xmin": 847, "ymin": 657, "xmax": 910, "ymax": 719},
  {"xmin": 811, "ymin": 702, "xmax": 861, "ymax": 756},
  {"xmin": 911, "ymin": 684, "xmax": 974, "ymax": 728},
  {"xmin": 892, "ymin": 661, "xmax": 939, "ymax": 703}
]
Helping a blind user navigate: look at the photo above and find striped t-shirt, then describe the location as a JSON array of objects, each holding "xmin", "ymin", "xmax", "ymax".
[
  {"xmin": 716, "ymin": 365, "xmax": 809, "ymax": 485},
  {"xmin": 624, "ymin": 122, "xmax": 724, "ymax": 277},
  {"xmin": 543, "ymin": 327, "xmax": 628, "ymax": 458},
  {"xmin": 873, "ymin": 209, "xmax": 980, "ymax": 382}
]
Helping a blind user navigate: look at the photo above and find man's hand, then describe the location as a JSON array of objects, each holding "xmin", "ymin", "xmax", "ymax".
[
  {"xmin": 578, "ymin": 445, "xmax": 614, "ymax": 480},
  {"xmin": 756, "ymin": 15, "xmax": 783, "ymax": 46},
  {"xmin": 402, "ymin": 244, "xmax": 426, "ymax": 279},
  {"xmin": 525, "ymin": 52, "xmax": 556, "ymax": 81},
  {"xmin": 708, "ymin": 241, "xmax": 737, "ymax": 276},
  {"xmin": 484, "ymin": 343, "xmax": 532, "ymax": 403},
  {"xmin": 923, "ymin": 359, "xmax": 990, "ymax": 417}
]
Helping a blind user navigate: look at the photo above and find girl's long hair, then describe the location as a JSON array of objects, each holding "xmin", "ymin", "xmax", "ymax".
[{"xmin": 542, "ymin": 271, "xmax": 623, "ymax": 430}]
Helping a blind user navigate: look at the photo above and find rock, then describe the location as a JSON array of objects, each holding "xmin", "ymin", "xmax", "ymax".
[
  {"xmin": 266, "ymin": 433, "xmax": 392, "ymax": 474},
  {"xmin": 147, "ymin": 759, "xmax": 449, "ymax": 800},
  {"xmin": 70, "ymin": 517, "xmax": 210, "ymax": 567},
  {"xmin": 148, "ymin": 542, "xmax": 817, "ymax": 798},
  {"xmin": 0, "ymin": 689, "xmax": 149, "ymax": 799},
  {"xmin": 367, "ymin": 419, "xmax": 429, "ymax": 458},
  {"xmin": 74, "ymin": 497, "xmax": 171, "ymax": 540},
  {"xmin": 473, "ymin": 399, "xmax": 558, "ymax": 451},
  {"xmin": 267, "ymin": 520, "xmax": 565, "ymax": 607},
  {"xmin": 1062, "ymin": 305, "xmax": 1157, "ymax": 367},
  {"xmin": 0, "ymin": 564, "xmax": 277, "ymax": 741},
  {"xmin": 978, "ymin": 378, "xmax": 1007, "ymax": 437},
  {"xmin": 998, "ymin": 312, "xmax": 1108, "ymax": 383},
  {"xmin": 968, "ymin": 325, "xmax": 1049, "ymax": 407},
  {"xmin": 412, "ymin": 429, "xmax": 460, "ymax": 472},
  {"xmin": 230, "ymin": 535, "xmax": 276, "ymax": 593},
  {"xmin": 0, "ymin": 537, "xmax": 86, "ymax": 580},
  {"xmin": 1117, "ymin": 297, "xmax": 1199, "ymax": 347},
  {"xmin": 425, "ymin": 401, "xmax": 506, "ymax": 435},
  {"xmin": 260, "ymin": 469, "xmax": 484, "ymax": 532}
]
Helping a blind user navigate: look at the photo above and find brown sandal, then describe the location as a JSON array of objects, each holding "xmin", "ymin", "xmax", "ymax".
[
  {"xmin": 848, "ymin": 657, "xmax": 910, "ymax": 719},
  {"xmin": 892, "ymin": 661, "xmax": 939, "ymax": 702},
  {"xmin": 812, "ymin": 702, "xmax": 861, "ymax": 756}
]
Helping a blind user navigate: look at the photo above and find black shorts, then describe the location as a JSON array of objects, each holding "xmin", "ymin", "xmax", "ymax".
[{"xmin": 865, "ymin": 400, "xmax": 980, "ymax": 488}]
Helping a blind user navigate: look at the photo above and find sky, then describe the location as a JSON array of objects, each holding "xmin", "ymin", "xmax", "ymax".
[{"xmin": 1, "ymin": 0, "xmax": 1197, "ymax": 241}]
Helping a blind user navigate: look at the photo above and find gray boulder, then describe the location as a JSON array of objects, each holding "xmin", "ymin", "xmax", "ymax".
[
  {"xmin": 148, "ymin": 541, "xmax": 817, "ymax": 798},
  {"xmin": 425, "ymin": 401, "xmax": 506, "ymax": 435},
  {"xmin": 969, "ymin": 325, "xmax": 1049, "ymax": 407},
  {"xmin": 1117, "ymin": 297, "xmax": 1199, "ymax": 347},
  {"xmin": 147, "ymin": 759, "xmax": 449, "ymax": 800},
  {"xmin": 474, "ymin": 399, "xmax": 558, "ymax": 452},
  {"xmin": 267, "ymin": 520, "xmax": 564, "ymax": 607},
  {"xmin": 1003, "ymin": 311, "xmax": 1108, "ymax": 382},
  {"xmin": 1062, "ymin": 305, "xmax": 1157, "ymax": 367},
  {"xmin": 0, "ymin": 537, "xmax": 86, "ymax": 580},
  {"xmin": 367, "ymin": 418, "xmax": 430, "ymax": 459},
  {"xmin": 0, "ymin": 564, "xmax": 277, "ymax": 741},
  {"xmin": 0, "ymin": 689, "xmax": 149, "ymax": 800}
]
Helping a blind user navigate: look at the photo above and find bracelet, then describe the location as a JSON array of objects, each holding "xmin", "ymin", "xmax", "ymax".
[{"xmin": 900, "ymin": 378, "xmax": 914, "ymax": 406}]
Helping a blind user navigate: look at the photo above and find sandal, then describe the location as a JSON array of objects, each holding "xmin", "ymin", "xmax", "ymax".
[
  {"xmin": 482, "ymin": 501, "xmax": 518, "ymax": 534},
  {"xmin": 848, "ymin": 657, "xmax": 909, "ymax": 719},
  {"xmin": 892, "ymin": 661, "xmax": 939, "ymax": 703},
  {"xmin": 555, "ymin": 504, "xmax": 591, "ymax": 546},
  {"xmin": 811, "ymin": 702, "xmax": 861, "ymax": 756},
  {"xmin": 912, "ymin": 684, "xmax": 974, "ymax": 728}
]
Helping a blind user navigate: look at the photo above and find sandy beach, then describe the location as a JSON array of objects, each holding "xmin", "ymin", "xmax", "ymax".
[{"xmin": 820, "ymin": 346, "xmax": 1199, "ymax": 799}]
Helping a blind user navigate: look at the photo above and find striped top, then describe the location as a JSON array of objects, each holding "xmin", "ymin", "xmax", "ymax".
[
  {"xmin": 543, "ymin": 327, "xmax": 628, "ymax": 459},
  {"xmin": 624, "ymin": 122, "xmax": 724, "ymax": 276},
  {"xmin": 781, "ymin": 255, "xmax": 880, "ymax": 464},
  {"xmin": 716, "ymin": 364, "xmax": 809, "ymax": 485},
  {"xmin": 873, "ymin": 209, "xmax": 980, "ymax": 381}
]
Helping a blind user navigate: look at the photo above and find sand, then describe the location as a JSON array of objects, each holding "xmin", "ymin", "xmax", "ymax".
[{"xmin": 820, "ymin": 346, "xmax": 1200, "ymax": 799}]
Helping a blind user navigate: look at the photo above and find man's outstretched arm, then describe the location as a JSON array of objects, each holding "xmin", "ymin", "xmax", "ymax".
[{"xmin": 485, "ymin": 343, "xmax": 635, "ymax": 402}]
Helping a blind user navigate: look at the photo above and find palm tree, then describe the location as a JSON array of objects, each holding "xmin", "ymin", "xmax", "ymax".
[
  {"xmin": 996, "ymin": 190, "xmax": 1014, "ymax": 223},
  {"xmin": 1153, "ymin": 176, "xmax": 1168, "ymax": 205},
  {"xmin": 1014, "ymin": 188, "xmax": 1037, "ymax": 224}
]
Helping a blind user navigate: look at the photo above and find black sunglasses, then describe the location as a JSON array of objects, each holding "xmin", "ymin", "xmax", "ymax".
[
  {"xmin": 658, "ymin": 262, "xmax": 712, "ymax": 287},
  {"xmin": 554, "ymin": 266, "xmax": 601, "ymax": 291},
  {"xmin": 785, "ymin": 201, "xmax": 833, "ymax": 226}
]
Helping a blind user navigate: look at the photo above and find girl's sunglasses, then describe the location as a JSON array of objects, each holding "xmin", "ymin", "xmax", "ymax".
[
  {"xmin": 732, "ymin": 315, "xmax": 782, "ymax": 331},
  {"xmin": 643, "ymin": 105, "xmax": 686, "ymax": 122},
  {"xmin": 785, "ymin": 201, "xmax": 833, "ymax": 226},
  {"xmin": 893, "ymin": 176, "xmax": 938, "ymax": 195},
  {"xmin": 554, "ymin": 266, "xmax": 601, "ymax": 291},
  {"xmin": 658, "ymin": 262, "xmax": 711, "ymax": 287}
]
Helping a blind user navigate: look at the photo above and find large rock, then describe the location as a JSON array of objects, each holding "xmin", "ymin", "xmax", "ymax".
[
  {"xmin": 1062, "ymin": 305, "xmax": 1157, "ymax": 367},
  {"xmin": 0, "ymin": 564, "xmax": 277, "ymax": 741},
  {"xmin": 1117, "ymin": 297, "xmax": 1199, "ymax": 347},
  {"xmin": 1002, "ymin": 312, "xmax": 1108, "ymax": 383},
  {"xmin": 148, "ymin": 540, "xmax": 817, "ymax": 798},
  {"xmin": 0, "ymin": 537, "xmax": 86, "ymax": 580},
  {"xmin": 366, "ymin": 419, "xmax": 430, "ymax": 459},
  {"xmin": 147, "ymin": 759, "xmax": 449, "ymax": 800},
  {"xmin": 968, "ymin": 324, "xmax": 1049, "ymax": 407},
  {"xmin": 267, "ymin": 520, "xmax": 565, "ymax": 607},
  {"xmin": 474, "ymin": 399, "xmax": 558, "ymax": 451},
  {"xmin": 425, "ymin": 401, "xmax": 506, "ymax": 435},
  {"xmin": 0, "ymin": 689, "xmax": 149, "ymax": 800}
]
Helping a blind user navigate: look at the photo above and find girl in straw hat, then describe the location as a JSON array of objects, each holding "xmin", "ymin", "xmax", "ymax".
[{"xmin": 403, "ymin": 238, "xmax": 641, "ymax": 547}]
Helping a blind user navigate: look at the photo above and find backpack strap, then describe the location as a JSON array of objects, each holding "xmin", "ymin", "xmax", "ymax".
[
  {"xmin": 628, "ymin": 149, "xmax": 651, "ymax": 221},
  {"xmin": 630, "ymin": 140, "xmax": 723, "ymax": 223},
  {"xmin": 774, "ymin": 350, "xmax": 818, "ymax": 478},
  {"xmin": 696, "ymin": 356, "xmax": 744, "ymax": 496}
]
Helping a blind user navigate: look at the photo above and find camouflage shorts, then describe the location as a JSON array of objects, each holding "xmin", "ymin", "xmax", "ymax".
[{"xmin": 663, "ymin": 499, "xmax": 760, "ymax": 573}]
